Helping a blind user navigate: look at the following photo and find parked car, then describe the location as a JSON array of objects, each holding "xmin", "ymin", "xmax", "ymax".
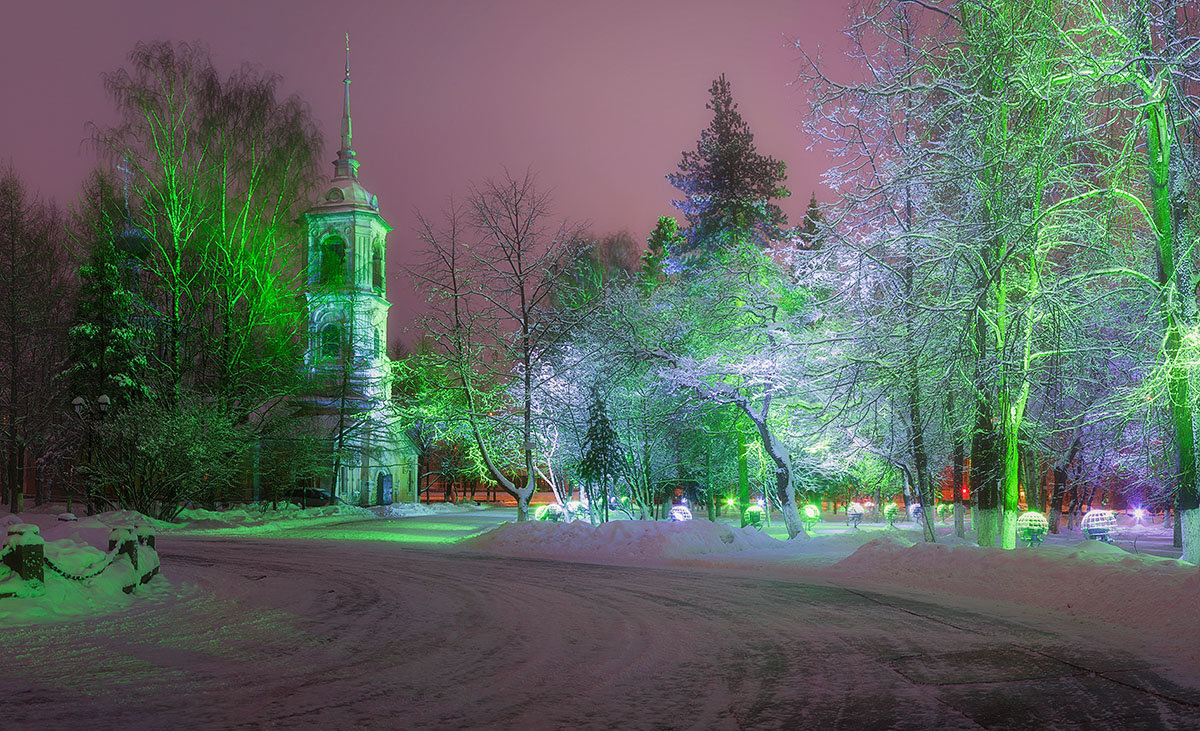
[{"xmin": 279, "ymin": 487, "xmax": 342, "ymax": 508}]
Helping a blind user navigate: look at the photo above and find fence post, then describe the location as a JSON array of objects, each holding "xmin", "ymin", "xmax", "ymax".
[
  {"xmin": 3, "ymin": 524, "xmax": 45, "ymax": 596},
  {"xmin": 108, "ymin": 526, "xmax": 139, "ymax": 594},
  {"xmin": 135, "ymin": 523, "xmax": 155, "ymax": 549}
]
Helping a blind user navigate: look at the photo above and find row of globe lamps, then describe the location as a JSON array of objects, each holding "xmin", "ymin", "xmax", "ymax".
[{"xmin": 534, "ymin": 495, "xmax": 1130, "ymax": 547}]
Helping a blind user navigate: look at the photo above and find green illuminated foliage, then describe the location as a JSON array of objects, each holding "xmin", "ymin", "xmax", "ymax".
[
  {"xmin": 639, "ymin": 216, "xmax": 682, "ymax": 293},
  {"xmin": 93, "ymin": 41, "xmax": 322, "ymax": 412}
]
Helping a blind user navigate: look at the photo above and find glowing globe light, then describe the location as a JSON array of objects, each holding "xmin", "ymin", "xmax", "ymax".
[
  {"xmin": 743, "ymin": 503, "xmax": 766, "ymax": 529},
  {"xmin": 1133, "ymin": 507, "xmax": 1146, "ymax": 521},
  {"xmin": 1016, "ymin": 511, "xmax": 1049, "ymax": 546},
  {"xmin": 801, "ymin": 503, "xmax": 820, "ymax": 531},
  {"xmin": 669, "ymin": 505, "xmax": 692, "ymax": 522},
  {"xmin": 883, "ymin": 502, "xmax": 899, "ymax": 524},
  {"xmin": 1081, "ymin": 509, "xmax": 1118, "ymax": 541},
  {"xmin": 846, "ymin": 501, "xmax": 864, "ymax": 528}
]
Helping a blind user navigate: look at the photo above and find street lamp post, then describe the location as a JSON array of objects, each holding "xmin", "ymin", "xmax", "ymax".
[{"xmin": 71, "ymin": 394, "xmax": 110, "ymax": 516}]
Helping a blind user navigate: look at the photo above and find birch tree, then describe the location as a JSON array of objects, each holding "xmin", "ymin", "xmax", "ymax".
[{"xmin": 414, "ymin": 171, "xmax": 585, "ymax": 521}]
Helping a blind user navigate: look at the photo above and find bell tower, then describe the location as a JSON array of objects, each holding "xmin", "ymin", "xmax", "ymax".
[
  {"xmin": 290, "ymin": 35, "xmax": 419, "ymax": 508},
  {"xmin": 302, "ymin": 34, "xmax": 392, "ymax": 403}
]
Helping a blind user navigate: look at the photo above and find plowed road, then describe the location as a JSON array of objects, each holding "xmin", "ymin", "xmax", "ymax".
[{"xmin": 3, "ymin": 525, "xmax": 1199, "ymax": 729}]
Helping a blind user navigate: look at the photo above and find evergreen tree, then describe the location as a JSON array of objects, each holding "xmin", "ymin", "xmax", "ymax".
[
  {"xmin": 667, "ymin": 74, "xmax": 790, "ymax": 253},
  {"xmin": 639, "ymin": 216, "xmax": 683, "ymax": 292},
  {"xmin": 797, "ymin": 192, "xmax": 824, "ymax": 250},
  {"xmin": 579, "ymin": 388, "xmax": 620, "ymax": 522},
  {"xmin": 66, "ymin": 175, "xmax": 154, "ymax": 406}
]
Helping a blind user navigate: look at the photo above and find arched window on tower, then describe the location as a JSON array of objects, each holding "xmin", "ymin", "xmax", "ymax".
[
  {"xmin": 372, "ymin": 246, "xmax": 383, "ymax": 291},
  {"xmin": 320, "ymin": 237, "xmax": 346, "ymax": 284},
  {"xmin": 320, "ymin": 323, "xmax": 342, "ymax": 360}
]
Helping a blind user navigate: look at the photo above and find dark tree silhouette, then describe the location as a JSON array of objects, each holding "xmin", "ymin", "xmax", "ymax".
[{"xmin": 668, "ymin": 74, "xmax": 790, "ymax": 254}]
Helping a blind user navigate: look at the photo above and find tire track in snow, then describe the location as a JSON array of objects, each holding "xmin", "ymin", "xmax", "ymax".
[{"xmin": 1, "ymin": 534, "xmax": 1197, "ymax": 729}]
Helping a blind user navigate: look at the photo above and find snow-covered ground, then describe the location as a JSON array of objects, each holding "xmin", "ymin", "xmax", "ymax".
[
  {"xmin": 1, "ymin": 505, "xmax": 1198, "ymax": 728},
  {"xmin": 0, "ymin": 501, "xmax": 482, "ymax": 623},
  {"xmin": 461, "ymin": 515, "xmax": 1200, "ymax": 667}
]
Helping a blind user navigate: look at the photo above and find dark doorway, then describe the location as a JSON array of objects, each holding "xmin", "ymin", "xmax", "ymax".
[{"xmin": 377, "ymin": 471, "xmax": 393, "ymax": 506}]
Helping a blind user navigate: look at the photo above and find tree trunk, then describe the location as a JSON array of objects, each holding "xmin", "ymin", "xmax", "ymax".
[
  {"xmin": 736, "ymin": 427, "xmax": 750, "ymax": 527},
  {"xmin": 743, "ymin": 406, "xmax": 805, "ymax": 539},
  {"xmin": 971, "ymin": 409, "xmax": 1001, "ymax": 547},
  {"xmin": 1048, "ymin": 465, "xmax": 1067, "ymax": 534},
  {"xmin": 952, "ymin": 428, "xmax": 966, "ymax": 539},
  {"xmin": 515, "ymin": 482, "xmax": 534, "ymax": 522}
]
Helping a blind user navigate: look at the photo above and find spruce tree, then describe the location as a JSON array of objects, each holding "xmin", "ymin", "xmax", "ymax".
[
  {"xmin": 797, "ymin": 192, "xmax": 825, "ymax": 250},
  {"xmin": 639, "ymin": 216, "xmax": 683, "ymax": 293},
  {"xmin": 667, "ymin": 74, "xmax": 791, "ymax": 253},
  {"xmin": 579, "ymin": 388, "xmax": 620, "ymax": 522},
  {"xmin": 66, "ymin": 172, "xmax": 153, "ymax": 407},
  {"xmin": 66, "ymin": 235, "xmax": 152, "ymax": 405}
]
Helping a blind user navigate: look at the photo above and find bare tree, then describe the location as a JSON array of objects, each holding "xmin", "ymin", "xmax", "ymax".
[
  {"xmin": 414, "ymin": 170, "xmax": 585, "ymax": 520},
  {"xmin": 0, "ymin": 165, "xmax": 72, "ymax": 513}
]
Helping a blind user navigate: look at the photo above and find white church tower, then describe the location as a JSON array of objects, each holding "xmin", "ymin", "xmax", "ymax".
[{"xmin": 299, "ymin": 37, "xmax": 417, "ymax": 505}]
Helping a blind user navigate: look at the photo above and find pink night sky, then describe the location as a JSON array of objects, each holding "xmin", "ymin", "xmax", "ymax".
[{"xmin": 2, "ymin": 0, "xmax": 850, "ymax": 342}]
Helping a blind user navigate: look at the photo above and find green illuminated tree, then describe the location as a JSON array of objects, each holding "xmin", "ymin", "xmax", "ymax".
[
  {"xmin": 802, "ymin": 0, "xmax": 1134, "ymax": 549},
  {"xmin": 639, "ymin": 216, "xmax": 683, "ymax": 293},
  {"xmin": 93, "ymin": 41, "xmax": 322, "ymax": 415},
  {"xmin": 605, "ymin": 241, "xmax": 817, "ymax": 538},
  {"xmin": 1073, "ymin": 0, "xmax": 1200, "ymax": 559},
  {"xmin": 76, "ymin": 42, "xmax": 328, "ymax": 516}
]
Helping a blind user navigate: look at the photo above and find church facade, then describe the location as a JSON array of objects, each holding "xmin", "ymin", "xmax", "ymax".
[{"xmin": 294, "ymin": 46, "xmax": 418, "ymax": 506}]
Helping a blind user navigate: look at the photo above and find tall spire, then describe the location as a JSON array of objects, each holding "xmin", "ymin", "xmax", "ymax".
[{"xmin": 334, "ymin": 32, "xmax": 358, "ymax": 180}]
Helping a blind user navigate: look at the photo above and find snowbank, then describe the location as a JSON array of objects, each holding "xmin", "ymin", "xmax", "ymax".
[
  {"xmin": 462, "ymin": 518, "xmax": 786, "ymax": 560},
  {"xmin": 460, "ymin": 517, "xmax": 1200, "ymax": 664},
  {"xmin": 0, "ymin": 510, "xmax": 164, "ymax": 623},
  {"xmin": 172, "ymin": 503, "xmax": 378, "ymax": 530},
  {"xmin": 825, "ymin": 535, "xmax": 1200, "ymax": 658},
  {"xmin": 383, "ymin": 501, "xmax": 490, "ymax": 518}
]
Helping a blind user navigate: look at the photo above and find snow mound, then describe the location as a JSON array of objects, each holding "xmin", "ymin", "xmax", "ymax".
[
  {"xmin": 22, "ymin": 510, "xmax": 164, "ymax": 549},
  {"xmin": 384, "ymin": 502, "xmax": 487, "ymax": 518},
  {"xmin": 826, "ymin": 536, "xmax": 1200, "ymax": 655},
  {"xmin": 169, "ymin": 503, "xmax": 378, "ymax": 531},
  {"xmin": 463, "ymin": 519, "xmax": 786, "ymax": 560}
]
